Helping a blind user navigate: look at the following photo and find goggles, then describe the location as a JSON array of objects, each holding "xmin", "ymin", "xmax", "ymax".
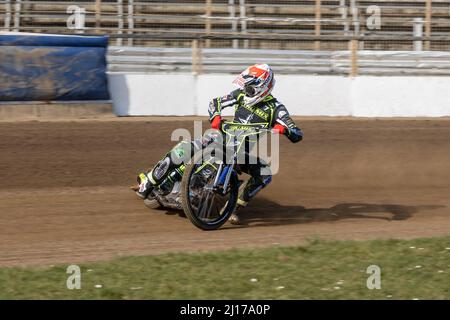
[{"xmin": 242, "ymin": 77, "xmax": 262, "ymax": 97}]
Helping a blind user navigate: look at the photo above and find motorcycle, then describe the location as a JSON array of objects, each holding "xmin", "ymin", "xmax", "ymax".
[{"xmin": 138, "ymin": 121, "xmax": 272, "ymax": 230}]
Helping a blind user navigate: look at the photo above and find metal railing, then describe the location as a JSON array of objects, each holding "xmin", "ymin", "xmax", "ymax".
[
  {"xmin": 2, "ymin": 1, "xmax": 450, "ymax": 76},
  {"xmin": 2, "ymin": 0, "xmax": 450, "ymax": 49},
  {"xmin": 107, "ymin": 34, "xmax": 450, "ymax": 76}
]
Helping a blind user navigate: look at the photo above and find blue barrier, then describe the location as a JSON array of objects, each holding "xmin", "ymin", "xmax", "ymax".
[{"xmin": 0, "ymin": 34, "xmax": 110, "ymax": 101}]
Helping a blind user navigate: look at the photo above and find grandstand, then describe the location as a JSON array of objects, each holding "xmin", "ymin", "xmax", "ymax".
[{"xmin": 1, "ymin": 1, "xmax": 450, "ymax": 75}]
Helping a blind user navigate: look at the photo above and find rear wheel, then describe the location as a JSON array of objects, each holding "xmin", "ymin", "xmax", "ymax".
[{"xmin": 181, "ymin": 148, "xmax": 239, "ymax": 230}]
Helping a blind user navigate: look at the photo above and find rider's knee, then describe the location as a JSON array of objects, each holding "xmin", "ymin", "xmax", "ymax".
[
  {"xmin": 170, "ymin": 141, "xmax": 192, "ymax": 165},
  {"xmin": 201, "ymin": 129, "xmax": 223, "ymax": 146}
]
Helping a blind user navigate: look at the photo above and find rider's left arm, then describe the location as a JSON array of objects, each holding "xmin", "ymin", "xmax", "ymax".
[{"xmin": 273, "ymin": 105, "xmax": 303, "ymax": 143}]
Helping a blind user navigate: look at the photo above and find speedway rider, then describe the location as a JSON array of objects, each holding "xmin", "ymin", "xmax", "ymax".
[{"xmin": 136, "ymin": 64, "xmax": 303, "ymax": 225}]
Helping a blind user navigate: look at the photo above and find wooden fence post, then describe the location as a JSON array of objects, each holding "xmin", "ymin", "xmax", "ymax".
[
  {"xmin": 205, "ymin": 0, "xmax": 212, "ymax": 48},
  {"xmin": 424, "ymin": 0, "xmax": 432, "ymax": 50},
  {"xmin": 349, "ymin": 39, "xmax": 358, "ymax": 77},
  {"xmin": 228, "ymin": 0, "xmax": 238, "ymax": 49},
  {"xmin": 314, "ymin": 0, "xmax": 321, "ymax": 50},
  {"xmin": 240, "ymin": 0, "xmax": 248, "ymax": 49},
  {"xmin": 192, "ymin": 40, "xmax": 203, "ymax": 75},
  {"xmin": 95, "ymin": 0, "xmax": 102, "ymax": 31},
  {"xmin": 128, "ymin": 0, "xmax": 134, "ymax": 46},
  {"xmin": 117, "ymin": 0, "xmax": 123, "ymax": 46}
]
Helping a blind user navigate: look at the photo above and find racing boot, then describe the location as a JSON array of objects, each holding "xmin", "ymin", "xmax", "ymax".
[
  {"xmin": 135, "ymin": 172, "xmax": 155, "ymax": 199},
  {"xmin": 229, "ymin": 203, "xmax": 245, "ymax": 225},
  {"xmin": 229, "ymin": 179, "xmax": 250, "ymax": 225}
]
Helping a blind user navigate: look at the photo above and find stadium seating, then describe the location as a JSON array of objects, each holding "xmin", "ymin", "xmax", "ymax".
[{"xmin": 1, "ymin": 0, "xmax": 450, "ymax": 50}]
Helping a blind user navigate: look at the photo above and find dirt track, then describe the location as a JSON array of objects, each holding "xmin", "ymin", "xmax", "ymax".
[{"xmin": 1, "ymin": 117, "xmax": 449, "ymax": 267}]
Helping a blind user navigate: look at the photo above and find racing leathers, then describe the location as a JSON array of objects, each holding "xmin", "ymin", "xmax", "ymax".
[
  {"xmin": 207, "ymin": 89, "xmax": 303, "ymax": 206},
  {"xmin": 137, "ymin": 89, "xmax": 303, "ymax": 207}
]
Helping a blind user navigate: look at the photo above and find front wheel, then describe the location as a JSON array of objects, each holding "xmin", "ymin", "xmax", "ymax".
[{"xmin": 181, "ymin": 148, "xmax": 239, "ymax": 230}]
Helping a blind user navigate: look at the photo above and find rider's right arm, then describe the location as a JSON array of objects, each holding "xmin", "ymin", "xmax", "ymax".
[{"xmin": 208, "ymin": 89, "xmax": 241, "ymax": 122}]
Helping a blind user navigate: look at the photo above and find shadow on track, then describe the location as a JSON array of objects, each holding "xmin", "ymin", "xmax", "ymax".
[
  {"xmin": 150, "ymin": 196, "xmax": 444, "ymax": 229},
  {"xmin": 232, "ymin": 198, "xmax": 445, "ymax": 228}
]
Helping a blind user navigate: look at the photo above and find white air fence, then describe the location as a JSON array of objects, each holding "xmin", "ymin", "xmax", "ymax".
[{"xmin": 107, "ymin": 47, "xmax": 450, "ymax": 117}]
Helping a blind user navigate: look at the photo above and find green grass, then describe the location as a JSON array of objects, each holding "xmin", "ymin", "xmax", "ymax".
[{"xmin": 1, "ymin": 236, "xmax": 449, "ymax": 299}]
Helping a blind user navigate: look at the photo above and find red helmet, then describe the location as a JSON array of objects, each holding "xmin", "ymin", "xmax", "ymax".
[{"xmin": 233, "ymin": 64, "xmax": 275, "ymax": 107}]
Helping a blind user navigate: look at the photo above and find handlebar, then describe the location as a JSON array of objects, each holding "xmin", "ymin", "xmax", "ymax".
[{"xmin": 220, "ymin": 122, "xmax": 284, "ymax": 139}]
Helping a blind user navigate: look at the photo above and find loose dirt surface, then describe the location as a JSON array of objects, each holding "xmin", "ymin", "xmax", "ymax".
[{"xmin": 1, "ymin": 117, "xmax": 449, "ymax": 267}]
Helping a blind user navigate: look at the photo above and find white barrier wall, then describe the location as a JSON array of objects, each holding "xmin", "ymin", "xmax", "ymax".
[{"xmin": 108, "ymin": 74, "xmax": 450, "ymax": 117}]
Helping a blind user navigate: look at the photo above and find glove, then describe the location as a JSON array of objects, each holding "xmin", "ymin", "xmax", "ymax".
[
  {"xmin": 272, "ymin": 124, "xmax": 286, "ymax": 134},
  {"xmin": 211, "ymin": 115, "xmax": 222, "ymax": 130}
]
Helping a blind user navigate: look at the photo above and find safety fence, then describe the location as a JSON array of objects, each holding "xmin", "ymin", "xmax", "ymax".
[
  {"xmin": 1, "ymin": 0, "xmax": 450, "ymax": 50},
  {"xmin": 0, "ymin": 33, "xmax": 109, "ymax": 101},
  {"xmin": 107, "ymin": 34, "xmax": 450, "ymax": 76},
  {"xmin": 108, "ymin": 73, "xmax": 450, "ymax": 116},
  {"xmin": 2, "ymin": 1, "xmax": 450, "ymax": 76}
]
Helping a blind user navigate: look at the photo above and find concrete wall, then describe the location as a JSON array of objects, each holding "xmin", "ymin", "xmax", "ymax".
[{"xmin": 108, "ymin": 74, "xmax": 450, "ymax": 117}]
